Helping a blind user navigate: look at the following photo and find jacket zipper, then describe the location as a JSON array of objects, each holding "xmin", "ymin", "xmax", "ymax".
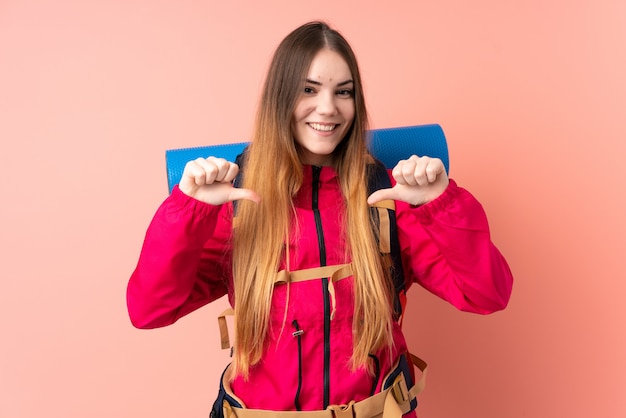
[
  {"xmin": 292, "ymin": 320, "xmax": 304, "ymax": 411},
  {"xmin": 312, "ymin": 166, "xmax": 331, "ymax": 409}
]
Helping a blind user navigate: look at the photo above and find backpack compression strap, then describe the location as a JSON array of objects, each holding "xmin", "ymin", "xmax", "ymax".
[{"xmin": 218, "ymin": 263, "xmax": 354, "ymax": 349}]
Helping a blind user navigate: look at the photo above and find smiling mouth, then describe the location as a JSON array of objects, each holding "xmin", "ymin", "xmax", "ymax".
[{"xmin": 308, "ymin": 123, "xmax": 338, "ymax": 132}]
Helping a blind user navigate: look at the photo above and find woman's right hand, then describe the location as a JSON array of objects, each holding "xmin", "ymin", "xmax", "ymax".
[{"xmin": 178, "ymin": 157, "xmax": 260, "ymax": 205}]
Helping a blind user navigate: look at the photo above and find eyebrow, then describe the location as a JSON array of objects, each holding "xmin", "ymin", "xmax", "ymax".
[{"xmin": 305, "ymin": 78, "xmax": 354, "ymax": 86}]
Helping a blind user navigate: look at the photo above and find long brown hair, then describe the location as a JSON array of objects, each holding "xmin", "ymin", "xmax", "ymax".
[{"xmin": 232, "ymin": 21, "xmax": 394, "ymax": 378}]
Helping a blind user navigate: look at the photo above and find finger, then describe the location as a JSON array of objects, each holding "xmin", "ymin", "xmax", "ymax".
[
  {"xmin": 392, "ymin": 159, "xmax": 413, "ymax": 186},
  {"xmin": 367, "ymin": 187, "xmax": 399, "ymax": 205},
  {"xmin": 223, "ymin": 162, "xmax": 240, "ymax": 183},
  {"xmin": 425, "ymin": 158, "xmax": 446, "ymax": 183},
  {"xmin": 183, "ymin": 160, "xmax": 208, "ymax": 186},
  {"xmin": 412, "ymin": 156, "xmax": 430, "ymax": 187},
  {"xmin": 189, "ymin": 158, "xmax": 216, "ymax": 184},
  {"xmin": 400, "ymin": 156, "xmax": 423, "ymax": 186},
  {"xmin": 206, "ymin": 157, "xmax": 233, "ymax": 182},
  {"xmin": 228, "ymin": 187, "xmax": 261, "ymax": 204}
]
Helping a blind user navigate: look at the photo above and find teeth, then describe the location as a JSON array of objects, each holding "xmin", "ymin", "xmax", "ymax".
[{"xmin": 309, "ymin": 123, "xmax": 336, "ymax": 132}]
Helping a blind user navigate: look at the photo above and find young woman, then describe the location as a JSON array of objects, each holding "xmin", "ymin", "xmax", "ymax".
[{"xmin": 127, "ymin": 21, "xmax": 513, "ymax": 417}]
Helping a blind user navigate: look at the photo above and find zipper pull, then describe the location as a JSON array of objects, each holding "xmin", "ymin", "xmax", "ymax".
[{"xmin": 292, "ymin": 319, "xmax": 304, "ymax": 337}]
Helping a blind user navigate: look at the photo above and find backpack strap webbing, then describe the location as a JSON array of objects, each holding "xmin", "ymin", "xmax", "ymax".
[
  {"xmin": 219, "ymin": 263, "xmax": 354, "ymax": 349},
  {"xmin": 367, "ymin": 160, "xmax": 407, "ymax": 324}
]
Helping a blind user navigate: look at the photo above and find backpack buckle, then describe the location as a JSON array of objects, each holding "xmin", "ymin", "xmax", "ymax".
[
  {"xmin": 327, "ymin": 400, "xmax": 355, "ymax": 418},
  {"xmin": 390, "ymin": 374, "xmax": 410, "ymax": 403}
]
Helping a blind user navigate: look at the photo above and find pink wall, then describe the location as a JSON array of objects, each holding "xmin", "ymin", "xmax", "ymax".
[{"xmin": 1, "ymin": 1, "xmax": 624, "ymax": 417}]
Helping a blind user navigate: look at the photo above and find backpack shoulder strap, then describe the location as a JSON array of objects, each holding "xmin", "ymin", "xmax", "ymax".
[
  {"xmin": 367, "ymin": 160, "xmax": 407, "ymax": 324},
  {"xmin": 231, "ymin": 148, "xmax": 249, "ymax": 214}
]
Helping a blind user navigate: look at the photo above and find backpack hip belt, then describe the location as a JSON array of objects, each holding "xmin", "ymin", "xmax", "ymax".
[{"xmin": 213, "ymin": 352, "xmax": 427, "ymax": 418}]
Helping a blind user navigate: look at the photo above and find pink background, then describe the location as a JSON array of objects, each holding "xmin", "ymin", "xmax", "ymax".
[{"xmin": 1, "ymin": 1, "xmax": 625, "ymax": 417}]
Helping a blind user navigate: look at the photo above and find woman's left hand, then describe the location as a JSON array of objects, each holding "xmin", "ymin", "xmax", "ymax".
[{"xmin": 367, "ymin": 155, "xmax": 449, "ymax": 207}]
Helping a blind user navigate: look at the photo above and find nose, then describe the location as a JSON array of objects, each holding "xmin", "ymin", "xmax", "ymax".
[{"xmin": 315, "ymin": 91, "xmax": 338, "ymax": 116}]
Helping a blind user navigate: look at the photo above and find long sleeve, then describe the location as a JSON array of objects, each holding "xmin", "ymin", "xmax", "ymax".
[
  {"xmin": 126, "ymin": 186, "xmax": 233, "ymax": 329},
  {"xmin": 397, "ymin": 179, "xmax": 513, "ymax": 314}
]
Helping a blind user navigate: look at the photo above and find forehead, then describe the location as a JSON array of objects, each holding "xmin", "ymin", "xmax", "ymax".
[{"xmin": 306, "ymin": 48, "xmax": 353, "ymax": 82}]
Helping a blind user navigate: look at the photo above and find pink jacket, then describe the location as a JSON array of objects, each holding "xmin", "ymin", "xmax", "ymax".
[{"xmin": 127, "ymin": 165, "xmax": 513, "ymax": 412}]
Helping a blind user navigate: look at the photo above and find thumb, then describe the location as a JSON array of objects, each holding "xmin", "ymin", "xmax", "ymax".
[
  {"xmin": 367, "ymin": 187, "xmax": 398, "ymax": 206},
  {"xmin": 228, "ymin": 187, "xmax": 261, "ymax": 204}
]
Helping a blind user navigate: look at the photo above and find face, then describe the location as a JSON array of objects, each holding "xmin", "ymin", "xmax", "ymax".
[{"xmin": 291, "ymin": 48, "xmax": 355, "ymax": 166}]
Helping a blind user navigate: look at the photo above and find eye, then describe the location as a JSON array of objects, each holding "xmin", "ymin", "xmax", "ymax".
[
  {"xmin": 337, "ymin": 89, "xmax": 353, "ymax": 97},
  {"xmin": 304, "ymin": 86, "xmax": 316, "ymax": 94}
]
